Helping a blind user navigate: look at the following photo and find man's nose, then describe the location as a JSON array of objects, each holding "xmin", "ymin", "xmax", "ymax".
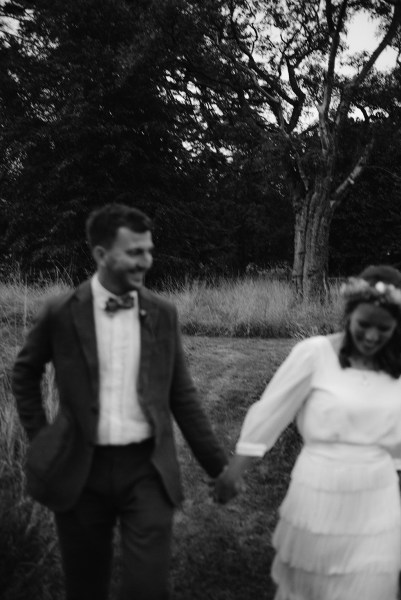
[{"xmin": 139, "ymin": 252, "xmax": 153, "ymax": 268}]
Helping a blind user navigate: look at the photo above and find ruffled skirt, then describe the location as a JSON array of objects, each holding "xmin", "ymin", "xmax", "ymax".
[{"xmin": 272, "ymin": 444, "xmax": 401, "ymax": 600}]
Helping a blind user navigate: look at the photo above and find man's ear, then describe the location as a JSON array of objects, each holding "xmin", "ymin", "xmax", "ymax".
[{"xmin": 92, "ymin": 245, "xmax": 106, "ymax": 266}]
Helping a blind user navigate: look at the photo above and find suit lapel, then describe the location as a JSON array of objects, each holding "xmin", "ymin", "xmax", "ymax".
[
  {"xmin": 71, "ymin": 280, "xmax": 99, "ymax": 403},
  {"xmin": 138, "ymin": 288, "xmax": 159, "ymax": 397}
]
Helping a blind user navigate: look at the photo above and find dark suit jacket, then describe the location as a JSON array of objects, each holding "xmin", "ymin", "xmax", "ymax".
[{"xmin": 12, "ymin": 280, "xmax": 227, "ymax": 512}]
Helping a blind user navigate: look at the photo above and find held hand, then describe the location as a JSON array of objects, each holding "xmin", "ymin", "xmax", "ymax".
[
  {"xmin": 213, "ymin": 466, "xmax": 244, "ymax": 504},
  {"xmin": 213, "ymin": 454, "xmax": 254, "ymax": 504}
]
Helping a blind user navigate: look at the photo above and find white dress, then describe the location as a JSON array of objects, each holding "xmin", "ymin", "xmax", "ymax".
[{"xmin": 236, "ymin": 335, "xmax": 401, "ymax": 600}]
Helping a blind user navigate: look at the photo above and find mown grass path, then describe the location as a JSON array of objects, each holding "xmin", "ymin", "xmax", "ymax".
[{"xmin": 169, "ymin": 336, "xmax": 301, "ymax": 600}]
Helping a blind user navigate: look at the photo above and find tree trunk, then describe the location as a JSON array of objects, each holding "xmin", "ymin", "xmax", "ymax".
[{"xmin": 292, "ymin": 189, "xmax": 333, "ymax": 300}]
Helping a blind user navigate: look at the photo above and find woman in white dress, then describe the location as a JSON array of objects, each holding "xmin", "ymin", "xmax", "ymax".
[{"xmin": 215, "ymin": 265, "xmax": 401, "ymax": 600}]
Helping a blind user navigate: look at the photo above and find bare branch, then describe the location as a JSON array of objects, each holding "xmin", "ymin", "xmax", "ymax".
[
  {"xmin": 308, "ymin": 0, "xmax": 347, "ymax": 162},
  {"xmin": 332, "ymin": 136, "xmax": 375, "ymax": 203},
  {"xmin": 317, "ymin": 104, "xmax": 331, "ymax": 157},
  {"xmin": 228, "ymin": 5, "xmax": 296, "ymax": 107},
  {"xmin": 286, "ymin": 59, "xmax": 306, "ymax": 132},
  {"xmin": 286, "ymin": 58, "xmax": 303, "ymax": 99},
  {"xmin": 237, "ymin": 61, "xmax": 282, "ymax": 112},
  {"xmin": 248, "ymin": 21, "xmax": 258, "ymax": 56},
  {"xmin": 325, "ymin": 0, "xmax": 334, "ymax": 34},
  {"xmin": 355, "ymin": 5, "xmax": 401, "ymax": 86},
  {"xmin": 318, "ymin": 0, "xmax": 348, "ymax": 160},
  {"xmin": 353, "ymin": 103, "xmax": 370, "ymax": 125},
  {"xmin": 322, "ymin": 0, "xmax": 348, "ymax": 118},
  {"xmin": 293, "ymin": 151, "xmax": 310, "ymax": 193}
]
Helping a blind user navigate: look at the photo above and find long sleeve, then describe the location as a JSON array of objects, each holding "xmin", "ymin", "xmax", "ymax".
[
  {"xmin": 236, "ymin": 338, "xmax": 317, "ymax": 457},
  {"xmin": 169, "ymin": 308, "xmax": 228, "ymax": 477},
  {"xmin": 12, "ymin": 304, "xmax": 53, "ymax": 440}
]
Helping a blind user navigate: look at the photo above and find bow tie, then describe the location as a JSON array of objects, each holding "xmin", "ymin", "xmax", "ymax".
[{"xmin": 105, "ymin": 294, "xmax": 135, "ymax": 313}]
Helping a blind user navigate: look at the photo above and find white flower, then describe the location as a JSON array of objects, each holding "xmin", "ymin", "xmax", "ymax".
[
  {"xmin": 375, "ymin": 281, "xmax": 387, "ymax": 294},
  {"xmin": 341, "ymin": 277, "xmax": 401, "ymax": 310}
]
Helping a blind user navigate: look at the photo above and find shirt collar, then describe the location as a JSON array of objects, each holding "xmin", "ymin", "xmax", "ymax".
[{"xmin": 91, "ymin": 274, "xmax": 137, "ymax": 310}]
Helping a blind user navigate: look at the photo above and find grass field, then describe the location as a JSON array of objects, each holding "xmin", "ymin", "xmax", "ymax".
[
  {"xmin": 0, "ymin": 276, "xmax": 334, "ymax": 599},
  {"xmin": 1, "ymin": 334, "xmax": 299, "ymax": 600}
]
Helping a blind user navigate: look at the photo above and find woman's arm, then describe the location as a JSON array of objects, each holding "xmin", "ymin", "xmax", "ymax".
[{"xmin": 214, "ymin": 337, "xmax": 320, "ymax": 503}]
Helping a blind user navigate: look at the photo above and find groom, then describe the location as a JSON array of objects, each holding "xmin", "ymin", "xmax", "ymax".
[{"xmin": 12, "ymin": 203, "xmax": 228, "ymax": 600}]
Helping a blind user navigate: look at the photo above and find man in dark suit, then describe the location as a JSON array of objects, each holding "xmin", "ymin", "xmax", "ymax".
[{"xmin": 12, "ymin": 203, "xmax": 227, "ymax": 600}]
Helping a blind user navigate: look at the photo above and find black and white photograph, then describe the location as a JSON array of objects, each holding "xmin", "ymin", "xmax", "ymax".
[{"xmin": 1, "ymin": 1, "xmax": 401, "ymax": 599}]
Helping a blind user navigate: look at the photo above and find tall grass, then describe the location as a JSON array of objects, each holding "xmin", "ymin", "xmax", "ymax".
[
  {"xmin": 0, "ymin": 280, "xmax": 67, "ymax": 600},
  {"xmin": 163, "ymin": 276, "xmax": 343, "ymax": 337},
  {"xmin": 0, "ymin": 275, "xmax": 344, "ymax": 340},
  {"xmin": 0, "ymin": 376, "xmax": 64, "ymax": 600}
]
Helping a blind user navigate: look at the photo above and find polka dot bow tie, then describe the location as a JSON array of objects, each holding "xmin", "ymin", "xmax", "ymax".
[{"xmin": 105, "ymin": 294, "xmax": 135, "ymax": 313}]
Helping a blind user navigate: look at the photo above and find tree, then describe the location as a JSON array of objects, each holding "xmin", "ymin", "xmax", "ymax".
[
  {"xmin": 163, "ymin": 0, "xmax": 401, "ymax": 297},
  {"xmin": 2, "ymin": 0, "xmax": 400, "ymax": 287},
  {"xmin": 0, "ymin": 0, "xmax": 233, "ymax": 281}
]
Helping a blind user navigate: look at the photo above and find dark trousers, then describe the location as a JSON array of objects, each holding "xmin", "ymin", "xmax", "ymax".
[{"xmin": 54, "ymin": 440, "xmax": 175, "ymax": 600}]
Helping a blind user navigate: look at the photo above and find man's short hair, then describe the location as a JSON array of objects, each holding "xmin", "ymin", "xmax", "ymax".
[{"xmin": 86, "ymin": 203, "xmax": 153, "ymax": 249}]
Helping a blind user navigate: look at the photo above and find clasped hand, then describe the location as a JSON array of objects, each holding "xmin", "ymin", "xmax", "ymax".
[
  {"xmin": 213, "ymin": 465, "xmax": 244, "ymax": 504},
  {"xmin": 212, "ymin": 454, "xmax": 253, "ymax": 504}
]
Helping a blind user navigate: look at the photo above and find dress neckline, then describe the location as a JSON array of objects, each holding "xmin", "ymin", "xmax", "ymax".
[{"xmin": 322, "ymin": 335, "xmax": 379, "ymax": 374}]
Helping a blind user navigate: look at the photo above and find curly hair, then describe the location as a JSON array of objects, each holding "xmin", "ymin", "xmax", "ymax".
[{"xmin": 339, "ymin": 265, "xmax": 401, "ymax": 378}]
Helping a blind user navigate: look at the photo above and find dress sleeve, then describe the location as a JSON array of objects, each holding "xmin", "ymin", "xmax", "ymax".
[{"xmin": 236, "ymin": 337, "xmax": 318, "ymax": 457}]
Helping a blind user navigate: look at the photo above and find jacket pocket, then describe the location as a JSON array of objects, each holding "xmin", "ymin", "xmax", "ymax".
[{"xmin": 26, "ymin": 409, "xmax": 75, "ymax": 482}]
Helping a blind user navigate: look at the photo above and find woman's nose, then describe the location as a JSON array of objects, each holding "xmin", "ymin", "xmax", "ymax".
[{"xmin": 365, "ymin": 328, "xmax": 379, "ymax": 342}]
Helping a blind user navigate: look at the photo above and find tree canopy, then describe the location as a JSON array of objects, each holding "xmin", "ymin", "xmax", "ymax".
[
  {"xmin": 0, "ymin": 0, "xmax": 400, "ymax": 288},
  {"xmin": 160, "ymin": 0, "xmax": 401, "ymax": 295}
]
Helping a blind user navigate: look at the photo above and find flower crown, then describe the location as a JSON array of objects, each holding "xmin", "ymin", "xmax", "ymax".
[{"xmin": 340, "ymin": 277, "xmax": 401, "ymax": 309}]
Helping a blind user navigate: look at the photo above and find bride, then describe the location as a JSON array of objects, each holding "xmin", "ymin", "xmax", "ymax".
[{"xmin": 215, "ymin": 264, "xmax": 401, "ymax": 600}]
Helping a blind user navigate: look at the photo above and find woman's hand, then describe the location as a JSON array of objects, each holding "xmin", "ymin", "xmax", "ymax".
[{"xmin": 213, "ymin": 455, "xmax": 254, "ymax": 504}]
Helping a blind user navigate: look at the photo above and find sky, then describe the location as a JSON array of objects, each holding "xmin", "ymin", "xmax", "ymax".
[{"xmin": 348, "ymin": 10, "xmax": 398, "ymax": 72}]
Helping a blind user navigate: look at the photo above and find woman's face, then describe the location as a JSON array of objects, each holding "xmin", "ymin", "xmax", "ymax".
[{"xmin": 348, "ymin": 302, "xmax": 398, "ymax": 357}]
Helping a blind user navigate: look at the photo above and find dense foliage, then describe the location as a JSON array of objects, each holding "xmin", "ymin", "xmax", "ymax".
[{"xmin": 0, "ymin": 0, "xmax": 400, "ymax": 285}]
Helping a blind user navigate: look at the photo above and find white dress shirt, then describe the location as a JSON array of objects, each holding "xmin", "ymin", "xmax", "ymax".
[{"xmin": 91, "ymin": 274, "xmax": 152, "ymax": 445}]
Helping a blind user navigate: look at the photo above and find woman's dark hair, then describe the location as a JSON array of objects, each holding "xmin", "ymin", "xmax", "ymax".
[
  {"xmin": 339, "ymin": 265, "xmax": 401, "ymax": 378},
  {"xmin": 86, "ymin": 203, "xmax": 153, "ymax": 249}
]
